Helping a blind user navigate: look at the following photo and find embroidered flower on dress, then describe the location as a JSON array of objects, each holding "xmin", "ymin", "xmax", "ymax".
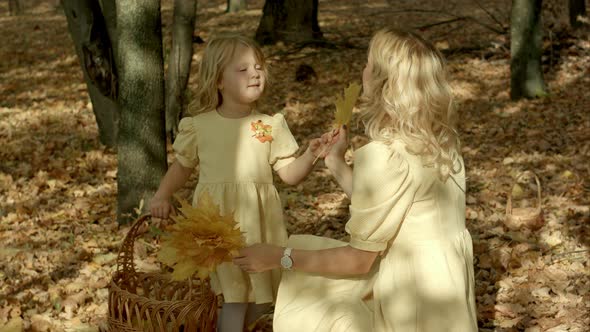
[{"xmin": 250, "ymin": 120, "xmax": 273, "ymax": 143}]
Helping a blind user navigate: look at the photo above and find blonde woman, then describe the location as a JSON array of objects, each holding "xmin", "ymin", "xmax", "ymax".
[
  {"xmin": 149, "ymin": 34, "xmax": 323, "ymax": 331},
  {"xmin": 235, "ymin": 28, "xmax": 478, "ymax": 331}
]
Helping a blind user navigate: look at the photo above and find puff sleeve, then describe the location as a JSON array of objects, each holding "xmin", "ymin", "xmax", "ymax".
[
  {"xmin": 172, "ymin": 117, "xmax": 199, "ymax": 168},
  {"xmin": 345, "ymin": 143, "xmax": 418, "ymax": 252},
  {"xmin": 269, "ymin": 113, "xmax": 299, "ymax": 171}
]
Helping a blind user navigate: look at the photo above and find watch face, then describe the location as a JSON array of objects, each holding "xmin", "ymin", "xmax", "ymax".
[{"xmin": 280, "ymin": 255, "xmax": 293, "ymax": 269}]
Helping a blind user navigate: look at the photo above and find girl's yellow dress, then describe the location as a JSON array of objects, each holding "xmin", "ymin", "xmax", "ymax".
[
  {"xmin": 172, "ymin": 110, "xmax": 299, "ymax": 304},
  {"xmin": 273, "ymin": 140, "xmax": 478, "ymax": 331}
]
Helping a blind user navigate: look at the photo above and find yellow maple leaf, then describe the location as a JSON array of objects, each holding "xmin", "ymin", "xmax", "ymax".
[
  {"xmin": 334, "ymin": 82, "xmax": 361, "ymax": 126},
  {"xmin": 157, "ymin": 191, "xmax": 245, "ymax": 281}
]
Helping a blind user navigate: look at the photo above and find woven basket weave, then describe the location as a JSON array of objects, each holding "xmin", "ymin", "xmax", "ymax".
[{"xmin": 108, "ymin": 214, "xmax": 218, "ymax": 331}]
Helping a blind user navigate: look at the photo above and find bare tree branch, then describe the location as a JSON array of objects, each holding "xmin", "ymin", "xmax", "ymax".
[
  {"xmin": 369, "ymin": 8, "xmax": 507, "ymax": 34},
  {"xmin": 413, "ymin": 17, "xmax": 465, "ymax": 30},
  {"xmin": 471, "ymin": 0, "xmax": 507, "ymax": 32}
]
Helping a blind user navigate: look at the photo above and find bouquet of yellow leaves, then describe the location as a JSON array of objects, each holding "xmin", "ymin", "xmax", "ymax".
[{"xmin": 157, "ymin": 191, "xmax": 245, "ymax": 281}]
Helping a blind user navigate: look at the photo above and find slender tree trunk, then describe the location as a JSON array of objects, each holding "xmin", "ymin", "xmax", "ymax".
[
  {"xmin": 227, "ymin": 0, "xmax": 247, "ymax": 13},
  {"xmin": 255, "ymin": 0, "xmax": 322, "ymax": 45},
  {"xmin": 62, "ymin": 0, "xmax": 119, "ymax": 147},
  {"xmin": 569, "ymin": 0, "xmax": 587, "ymax": 28},
  {"xmin": 99, "ymin": 0, "xmax": 118, "ymax": 58},
  {"xmin": 166, "ymin": 0, "xmax": 197, "ymax": 139},
  {"xmin": 510, "ymin": 0, "xmax": 547, "ymax": 100},
  {"xmin": 9, "ymin": 0, "xmax": 21, "ymax": 15},
  {"xmin": 116, "ymin": 0, "xmax": 167, "ymax": 224}
]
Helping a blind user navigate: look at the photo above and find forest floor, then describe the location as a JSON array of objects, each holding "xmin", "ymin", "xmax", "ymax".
[{"xmin": 0, "ymin": 0, "xmax": 589, "ymax": 331}]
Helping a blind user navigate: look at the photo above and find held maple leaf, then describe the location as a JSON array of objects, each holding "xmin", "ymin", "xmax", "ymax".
[
  {"xmin": 157, "ymin": 191, "xmax": 245, "ymax": 281},
  {"xmin": 334, "ymin": 82, "xmax": 361, "ymax": 126},
  {"xmin": 312, "ymin": 82, "xmax": 362, "ymax": 165}
]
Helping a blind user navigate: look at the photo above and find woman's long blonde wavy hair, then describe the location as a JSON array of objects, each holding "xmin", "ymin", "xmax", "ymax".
[
  {"xmin": 360, "ymin": 28, "xmax": 461, "ymax": 181},
  {"xmin": 187, "ymin": 33, "xmax": 268, "ymax": 115}
]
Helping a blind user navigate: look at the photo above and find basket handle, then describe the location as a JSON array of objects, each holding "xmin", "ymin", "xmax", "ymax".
[
  {"xmin": 506, "ymin": 172, "xmax": 542, "ymax": 215},
  {"xmin": 115, "ymin": 214, "xmax": 153, "ymax": 276}
]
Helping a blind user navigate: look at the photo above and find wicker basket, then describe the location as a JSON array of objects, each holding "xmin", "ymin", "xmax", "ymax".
[
  {"xmin": 504, "ymin": 173, "xmax": 544, "ymax": 231},
  {"xmin": 108, "ymin": 214, "xmax": 218, "ymax": 331}
]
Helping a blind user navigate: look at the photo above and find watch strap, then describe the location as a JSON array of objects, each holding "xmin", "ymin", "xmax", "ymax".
[{"xmin": 283, "ymin": 247, "xmax": 292, "ymax": 257}]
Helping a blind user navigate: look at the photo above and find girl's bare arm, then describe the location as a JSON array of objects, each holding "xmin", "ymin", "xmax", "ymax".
[
  {"xmin": 276, "ymin": 147, "xmax": 317, "ymax": 185},
  {"xmin": 150, "ymin": 161, "xmax": 193, "ymax": 218},
  {"xmin": 153, "ymin": 161, "xmax": 193, "ymax": 199}
]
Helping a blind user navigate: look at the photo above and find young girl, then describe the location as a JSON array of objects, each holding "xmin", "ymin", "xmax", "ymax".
[
  {"xmin": 149, "ymin": 34, "xmax": 322, "ymax": 332},
  {"xmin": 234, "ymin": 28, "xmax": 478, "ymax": 331}
]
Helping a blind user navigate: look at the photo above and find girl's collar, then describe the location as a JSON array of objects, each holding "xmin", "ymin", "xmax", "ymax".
[{"xmin": 214, "ymin": 108, "xmax": 257, "ymax": 119}]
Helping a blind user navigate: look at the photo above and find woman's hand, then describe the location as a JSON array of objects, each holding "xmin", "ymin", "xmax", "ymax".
[
  {"xmin": 308, "ymin": 126, "xmax": 348, "ymax": 162},
  {"xmin": 324, "ymin": 126, "xmax": 348, "ymax": 165},
  {"xmin": 233, "ymin": 244, "xmax": 283, "ymax": 273},
  {"xmin": 149, "ymin": 194, "xmax": 175, "ymax": 219}
]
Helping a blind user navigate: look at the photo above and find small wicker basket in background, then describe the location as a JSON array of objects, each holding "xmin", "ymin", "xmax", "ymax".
[
  {"xmin": 108, "ymin": 214, "xmax": 218, "ymax": 331},
  {"xmin": 504, "ymin": 172, "xmax": 544, "ymax": 231}
]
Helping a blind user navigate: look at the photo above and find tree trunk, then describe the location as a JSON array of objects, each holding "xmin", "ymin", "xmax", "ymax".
[
  {"xmin": 99, "ymin": 0, "xmax": 118, "ymax": 58},
  {"xmin": 255, "ymin": 0, "xmax": 322, "ymax": 45},
  {"xmin": 227, "ymin": 0, "xmax": 247, "ymax": 13},
  {"xmin": 9, "ymin": 0, "xmax": 21, "ymax": 15},
  {"xmin": 569, "ymin": 0, "xmax": 587, "ymax": 28},
  {"xmin": 61, "ymin": 0, "xmax": 119, "ymax": 147},
  {"xmin": 510, "ymin": 0, "xmax": 547, "ymax": 100},
  {"xmin": 165, "ymin": 0, "xmax": 197, "ymax": 139},
  {"xmin": 116, "ymin": 0, "xmax": 167, "ymax": 224}
]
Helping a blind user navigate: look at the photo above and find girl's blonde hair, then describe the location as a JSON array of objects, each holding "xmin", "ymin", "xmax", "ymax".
[
  {"xmin": 188, "ymin": 33, "xmax": 268, "ymax": 115},
  {"xmin": 360, "ymin": 28, "xmax": 461, "ymax": 181}
]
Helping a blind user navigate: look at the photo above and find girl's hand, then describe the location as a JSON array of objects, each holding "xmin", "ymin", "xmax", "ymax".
[
  {"xmin": 308, "ymin": 127, "xmax": 343, "ymax": 162},
  {"xmin": 233, "ymin": 244, "xmax": 283, "ymax": 273},
  {"xmin": 149, "ymin": 195, "xmax": 175, "ymax": 219},
  {"xmin": 308, "ymin": 138, "xmax": 330, "ymax": 158}
]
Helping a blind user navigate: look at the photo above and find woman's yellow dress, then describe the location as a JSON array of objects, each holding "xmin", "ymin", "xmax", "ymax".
[
  {"xmin": 172, "ymin": 110, "xmax": 299, "ymax": 304},
  {"xmin": 274, "ymin": 140, "xmax": 478, "ymax": 331}
]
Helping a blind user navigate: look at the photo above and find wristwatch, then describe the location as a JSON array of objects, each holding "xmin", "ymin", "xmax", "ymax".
[{"xmin": 280, "ymin": 247, "xmax": 293, "ymax": 270}]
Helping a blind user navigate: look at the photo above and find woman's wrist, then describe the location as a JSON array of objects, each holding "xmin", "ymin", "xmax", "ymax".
[
  {"xmin": 275, "ymin": 246, "xmax": 286, "ymax": 269},
  {"xmin": 324, "ymin": 154, "xmax": 346, "ymax": 169}
]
